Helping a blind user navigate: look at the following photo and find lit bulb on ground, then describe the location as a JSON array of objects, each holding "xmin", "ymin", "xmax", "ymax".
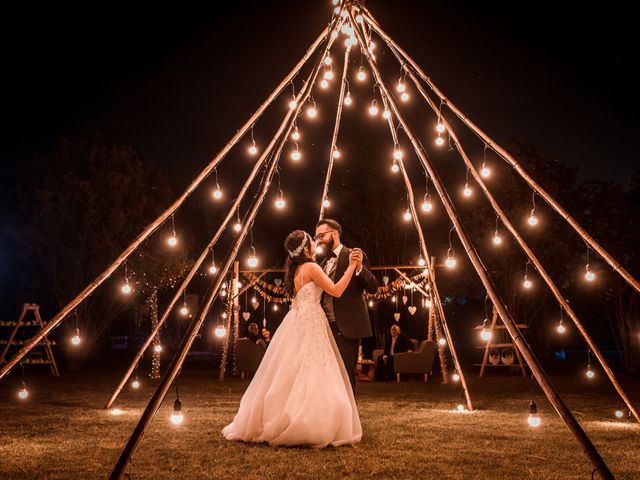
[
  {"xmin": 382, "ymin": 109, "xmax": 391, "ymax": 119},
  {"xmin": 110, "ymin": 408, "xmax": 123, "ymax": 416},
  {"xmin": 212, "ymin": 187, "xmax": 222, "ymax": 200},
  {"xmin": 171, "ymin": 398, "xmax": 183, "ymax": 425},
  {"xmin": 463, "ymin": 185, "xmax": 472, "ymax": 197},
  {"xmin": 452, "ymin": 372, "xmax": 460, "ymax": 382},
  {"xmin": 436, "ymin": 122, "xmax": 446, "ymax": 133},
  {"xmin": 248, "ymin": 255, "xmax": 259, "ymax": 268},
  {"xmin": 248, "ymin": 144, "xmax": 258, "ymax": 156},
  {"xmin": 400, "ymin": 92, "xmax": 409, "ymax": 102},
  {"xmin": 18, "ymin": 382, "xmax": 29, "ymax": 400},
  {"xmin": 121, "ymin": 282, "xmax": 132, "ymax": 295},
  {"xmin": 71, "ymin": 328, "xmax": 81, "ymax": 346},
  {"xmin": 438, "ymin": 338, "xmax": 446, "ymax": 347},
  {"xmin": 445, "ymin": 257, "xmax": 457, "ymax": 269},
  {"xmin": 154, "ymin": 344, "xmax": 162, "ymax": 353},
  {"xmin": 528, "ymin": 213, "xmax": 538, "ymax": 226},
  {"xmin": 167, "ymin": 236, "xmax": 178, "ymax": 247},
  {"xmin": 369, "ymin": 103, "xmax": 379, "ymax": 116},
  {"xmin": 356, "ymin": 68, "xmax": 366, "ymax": 81},
  {"xmin": 481, "ymin": 165, "xmax": 491, "ymax": 178},
  {"xmin": 435, "ymin": 136, "xmax": 445, "ymax": 147},
  {"xmin": 456, "ymin": 404, "xmax": 465, "ymax": 412},
  {"xmin": 523, "ymin": 278, "xmax": 533, "ymax": 289},
  {"xmin": 291, "ymin": 149, "xmax": 301, "ymax": 161},
  {"xmin": 528, "ymin": 401, "xmax": 541, "ymax": 427},
  {"xmin": 208, "ymin": 263, "xmax": 218, "ymax": 274},
  {"xmin": 307, "ymin": 106, "xmax": 317, "ymax": 118},
  {"xmin": 215, "ymin": 326, "xmax": 227, "ymax": 338},
  {"xmin": 180, "ymin": 305, "xmax": 189, "ymax": 316},
  {"xmin": 586, "ymin": 368, "xmax": 595, "ymax": 379},
  {"xmin": 333, "ymin": 148, "xmax": 341, "ymax": 159},
  {"xmin": 344, "ymin": 94, "xmax": 352, "ymax": 106}
]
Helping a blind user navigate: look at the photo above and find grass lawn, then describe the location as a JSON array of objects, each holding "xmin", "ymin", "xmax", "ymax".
[{"xmin": 0, "ymin": 367, "xmax": 638, "ymax": 479}]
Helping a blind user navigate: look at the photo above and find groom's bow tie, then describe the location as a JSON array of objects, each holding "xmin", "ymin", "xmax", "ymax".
[{"xmin": 327, "ymin": 250, "xmax": 337, "ymax": 259}]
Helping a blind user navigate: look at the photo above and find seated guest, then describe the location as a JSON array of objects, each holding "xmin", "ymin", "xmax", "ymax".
[
  {"xmin": 245, "ymin": 322, "xmax": 267, "ymax": 349},
  {"xmin": 261, "ymin": 327, "xmax": 271, "ymax": 346},
  {"xmin": 376, "ymin": 324, "xmax": 413, "ymax": 381}
]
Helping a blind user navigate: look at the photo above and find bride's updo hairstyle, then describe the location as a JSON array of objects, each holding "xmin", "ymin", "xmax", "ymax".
[{"xmin": 283, "ymin": 230, "xmax": 315, "ymax": 297}]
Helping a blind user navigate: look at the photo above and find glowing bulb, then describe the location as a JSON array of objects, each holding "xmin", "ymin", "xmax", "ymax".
[
  {"xmin": 557, "ymin": 323, "xmax": 566, "ymax": 334},
  {"xmin": 391, "ymin": 295, "xmax": 397, "ymax": 303},
  {"xmin": 208, "ymin": 263, "xmax": 218, "ymax": 274},
  {"xmin": 436, "ymin": 122, "xmax": 446, "ymax": 133},
  {"xmin": 315, "ymin": 245, "xmax": 323, "ymax": 255},
  {"xmin": 215, "ymin": 326, "xmax": 227, "ymax": 338},
  {"xmin": 71, "ymin": 328, "xmax": 81, "ymax": 346},
  {"xmin": 180, "ymin": 305, "xmax": 189, "ymax": 316},
  {"xmin": 233, "ymin": 222, "xmax": 242, "ymax": 232},
  {"xmin": 307, "ymin": 106, "xmax": 317, "ymax": 118},
  {"xmin": 481, "ymin": 165, "xmax": 491, "ymax": 178},
  {"xmin": 393, "ymin": 148, "xmax": 403, "ymax": 160},
  {"xmin": 356, "ymin": 68, "xmax": 366, "ymax": 82},
  {"xmin": 212, "ymin": 187, "xmax": 222, "ymax": 200},
  {"xmin": 403, "ymin": 210, "xmax": 412, "ymax": 222},
  {"xmin": 344, "ymin": 93, "xmax": 352, "ymax": 106},
  {"xmin": 528, "ymin": 401, "xmax": 541, "ymax": 427},
  {"xmin": 289, "ymin": 99, "xmax": 297, "ymax": 109},
  {"xmin": 435, "ymin": 136, "xmax": 445, "ymax": 146},
  {"xmin": 171, "ymin": 398, "xmax": 183, "ymax": 425},
  {"xmin": 275, "ymin": 198, "xmax": 286, "ymax": 209},
  {"xmin": 291, "ymin": 127, "xmax": 300, "ymax": 141},
  {"xmin": 323, "ymin": 199, "xmax": 331, "ymax": 208},
  {"xmin": 368, "ymin": 41, "xmax": 376, "ymax": 51},
  {"xmin": 397, "ymin": 81, "xmax": 406, "ymax": 93},
  {"xmin": 110, "ymin": 408, "xmax": 123, "ymax": 416},
  {"xmin": 320, "ymin": 79, "xmax": 329, "ymax": 89},
  {"xmin": 391, "ymin": 162, "xmax": 400, "ymax": 173},
  {"xmin": 167, "ymin": 236, "xmax": 178, "ymax": 247},
  {"xmin": 493, "ymin": 233, "xmax": 502, "ymax": 245},
  {"xmin": 291, "ymin": 149, "xmax": 301, "ymax": 161},
  {"xmin": 248, "ymin": 144, "xmax": 258, "ymax": 156},
  {"xmin": 382, "ymin": 109, "xmax": 391, "ymax": 119},
  {"xmin": 18, "ymin": 383, "xmax": 28, "ymax": 400},
  {"xmin": 463, "ymin": 185, "xmax": 472, "ymax": 197},
  {"xmin": 418, "ymin": 257, "xmax": 426, "ymax": 267},
  {"xmin": 421, "ymin": 200, "xmax": 433, "ymax": 212},
  {"xmin": 369, "ymin": 103, "xmax": 379, "ymax": 116},
  {"xmin": 456, "ymin": 404, "xmax": 465, "ymax": 412},
  {"xmin": 368, "ymin": 300, "xmax": 374, "ymax": 308},
  {"xmin": 355, "ymin": 14, "xmax": 363, "ymax": 23},
  {"xmin": 273, "ymin": 304, "xmax": 279, "ymax": 312},
  {"xmin": 452, "ymin": 372, "xmax": 460, "ymax": 382},
  {"xmin": 586, "ymin": 368, "xmax": 595, "ymax": 379},
  {"xmin": 333, "ymin": 148, "xmax": 341, "ymax": 159},
  {"xmin": 445, "ymin": 257, "xmax": 456, "ymax": 269},
  {"xmin": 480, "ymin": 329, "xmax": 492, "ymax": 342},
  {"xmin": 400, "ymin": 92, "xmax": 409, "ymax": 102},
  {"xmin": 438, "ymin": 337, "xmax": 446, "ymax": 347},
  {"xmin": 523, "ymin": 278, "xmax": 532, "ymax": 289},
  {"xmin": 324, "ymin": 55, "xmax": 332, "ymax": 66},
  {"xmin": 615, "ymin": 406, "xmax": 624, "ymax": 419},
  {"xmin": 585, "ymin": 270, "xmax": 596, "ymax": 282},
  {"xmin": 154, "ymin": 344, "xmax": 162, "ymax": 353},
  {"xmin": 528, "ymin": 213, "xmax": 538, "ymax": 226},
  {"xmin": 324, "ymin": 70, "xmax": 334, "ymax": 80},
  {"xmin": 121, "ymin": 282, "xmax": 132, "ymax": 295},
  {"xmin": 248, "ymin": 255, "xmax": 258, "ymax": 268},
  {"xmin": 132, "ymin": 378, "xmax": 140, "ymax": 389},
  {"xmin": 331, "ymin": 30, "xmax": 338, "ymax": 39}
]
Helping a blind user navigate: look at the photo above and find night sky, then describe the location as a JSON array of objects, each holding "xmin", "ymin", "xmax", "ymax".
[{"xmin": 1, "ymin": 1, "xmax": 638, "ymax": 313}]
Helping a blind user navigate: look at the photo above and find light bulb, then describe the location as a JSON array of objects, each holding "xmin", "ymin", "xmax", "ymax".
[
  {"xmin": 248, "ymin": 144, "xmax": 258, "ymax": 156},
  {"xmin": 233, "ymin": 222, "xmax": 242, "ymax": 232},
  {"xmin": 208, "ymin": 263, "xmax": 218, "ymax": 274},
  {"xmin": 215, "ymin": 326, "xmax": 227, "ymax": 338},
  {"xmin": 615, "ymin": 406, "xmax": 624, "ymax": 419},
  {"xmin": 421, "ymin": 200, "xmax": 433, "ymax": 212},
  {"xmin": 121, "ymin": 282, "xmax": 132, "ymax": 295},
  {"xmin": 523, "ymin": 278, "xmax": 533, "ymax": 289},
  {"xmin": 248, "ymin": 255, "xmax": 258, "ymax": 268},
  {"xmin": 435, "ymin": 136, "xmax": 445, "ymax": 146},
  {"xmin": 481, "ymin": 165, "xmax": 491, "ymax": 178},
  {"xmin": 400, "ymin": 92, "xmax": 409, "ymax": 102},
  {"xmin": 463, "ymin": 185, "xmax": 472, "ymax": 197},
  {"xmin": 344, "ymin": 94, "xmax": 352, "ymax": 106},
  {"xmin": 18, "ymin": 383, "xmax": 28, "ymax": 400},
  {"xmin": 452, "ymin": 372, "xmax": 460, "ymax": 382},
  {"xmin": 369, "ymin": 103, "xmax": 379, "ymax": 116},
  {"xmin": 323, "ymin": 199, "xmax": 331, "ymax": 208},
  {"xmin": 585, "ymin": 270, "xmax": 596, "ymax": 282},
  {"xmin": 403, "ymin": 210, "xmax": 412, "ymax": 221},
  {"xmin": 393, "ymin": 148, "xmax": 403, "ymax": 160},
  {"xmin": 331, "ymin": 30, "xmax": 338, "ymax": 39},
  {"xmin": 418, "ymin": 257, "xmax": 426, "ymax": 267},
  {"xmin": 275, "ymin": 198, "xmax": 286, "ymax": 209},
  {"xmin": 438, "ymin": 337, "xmax": 446, "ymax": 347},
  {"xmin": 291, "ymin": 128, "xmax": 300, "ymax": 141},
  {"xmin": 71, "ymin": 328, "xmax": 81, "ymax": 346},
  {"xmin": 355, "ymin": 14, "xmax": 363, "ymax": 23},
  {"xmin": 528, "ymin": 401, "xmax": 541, "ymax": 427},
  {"xmin": 291, "ymin": 149, "xmax": 301, "ymax": 161},
  {"xmin": 212, "ymin": 187, "xmax": 222, "ymax": 200},
  {"xmin": 179, "ymin": 305, "xmax": 189, "ymax": 316},
  {"xmin": 320, "ymin": 79, "xmax": 329, "ymax": 89},
  {"xmin": 382, "ymin": 109, "xmax": 391, "ymax": 119},
  {"xmin": 333, "ymin": 148, "xmax": 341, "ymax": 159},
  {"xmin": 345, "ymin": 37, "xmax": 356, "ymax": 48},
  {"xmin": 397, "ymin": 81, "xmax": 406, "ymax": 93},
  {"xmin": 273, "ymin": 304, "xmax": 279, "ymax": 312},
  {"xmin": 132, "ymin": 378, "xmax": 140, "ymax": 389},
  {"xmin": 445, "ymin": 257, "xmax": 456, "ymax": 269},
  {"xmin": 480, "ymin": 329, "xmax": 492, "ymax": 341},
  {"xmin": 324, "ymin": 70, "xmax": 334, "ymax": 80},
  {"xmin": 289, "ymin": 99, "xmax": 297, "ymax": 109},
  {"xmin": 221, "ymin": 311, "xmax": 227, "ymax": 319},
  {"xmin": 456, "ymin": 404, "xmax": 465, "ymax": 412},
  {"xmin": 356, "ymin": 68, "xmax": 366, "ymax": 81},
  {"xmin": 324, "ymin": 55, "xmax": 332, "ymax": 65},
  {"xmin": 493, "ymin": 233, "xmax": 503, "ymax": 245},
  {"xmin": 436, "ymin": 122, "xmax": 446, "ymax": 133},
  {"xmin": 171, "ymin": 398, "xmax": 183, "ymax": 425},
  {"xmin": 154, "ymin": 344, "xmax": 162, "ymax": 353},
  {"xmin": 110, "ymin": 408, "xmax": 123, "ymax": 416},
  {"xmin": 586, "ymin": 368, "xmax": 595, "ymax": 379},
  {"xmin": 368, "ymin": 300, "xmax": 374, "ymax": 308},
  {"xmin": 557, "ymin": 322, "xmax": 566, "ymax": 334},
  {"xmin": 528, "ymin": 213, "xmax": 538, "ymax": 226},
  {"xmin": 167, "ymin": 235, "xmax": 178, "ymax": 247},
  {"xmin": 307, "ymin": 106, "xmax": 317, "ymax": 118},
  {"xmin": 368, "ymin": 41, "xmax": 376, "ymax": 51},
  {"xmin": 391, "ymin": 162, "xmax": 400, "ymax": 173}
]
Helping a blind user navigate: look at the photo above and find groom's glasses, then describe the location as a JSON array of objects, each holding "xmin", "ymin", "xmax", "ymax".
[{"xmin": 314, "ymin": 230, "xmax": 335, "ymax": 240}]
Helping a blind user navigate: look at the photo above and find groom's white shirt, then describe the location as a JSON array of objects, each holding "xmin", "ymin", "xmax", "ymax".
[{"xmin": 325, "ymin": 244, "xmax": 362, "ymax": 276}]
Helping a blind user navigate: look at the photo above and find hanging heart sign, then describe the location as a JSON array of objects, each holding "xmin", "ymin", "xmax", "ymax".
[
  {"xmin": 252, "ymin": 302, "xmax": 259, "ymax": 311},
  {"xmin": 402, "ymin": 295, "xmax": 408, "ymax": 305},
  {"xmin": 274, "ymin": 278, "xmax": 282, "ymax": 286},
  {"xmin": 408, "ymin": 306, "xmax": 417, "ymax": 316},
  {"xmin": 393, "ymin": 312, "xmax": 400, "ymax": 322},
  {"xmin": 242, "ymin": 312, "xmax": 251, "ymax": 321},
  {"xmin": 382, "ymin": 276, "xmax": 389, "ymax": 285}
]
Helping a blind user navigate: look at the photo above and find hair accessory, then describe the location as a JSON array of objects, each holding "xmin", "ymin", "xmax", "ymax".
[{"xmin": 288, "ymin": 233, "xmax": 308, "ymax": 258}]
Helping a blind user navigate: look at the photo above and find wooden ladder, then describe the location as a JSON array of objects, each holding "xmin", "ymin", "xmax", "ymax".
[{"xmin": 477, "ymin": 307, "xmax": 527, "ymax": 378}]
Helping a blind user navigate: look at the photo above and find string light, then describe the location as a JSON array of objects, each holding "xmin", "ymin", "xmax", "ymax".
[
  {"xmin": 324, "ymin": 55, "xmax": 332, "ymax": 66},
  {"xmin": 344, "ymin": 91, "xmax": 352, "ymax": 106},
  {"xmin": 382, "ymin": 109, "xmax": 391, "ymax": 119},
  {"xmin": 400, "ymin": 92, "xmax": 409, "ymax": 102},
  {"xmin": 306, "ymin": 102, "xmax": 318, "ymax": 118},
  {"xmin": 131, "ymin": 377, "xmax": 140, "ymax": 389},
  {"xmin": 167, "ymin": 215, "xmax": 178, "ymax": 247},
  {"xmin": 586, "ymin": 350, "xmax": 595, "ymax": 378},
  {"xmin": 356, "ymin": 66, "xmax": 367, "ymax": 82},
  {"xmin": 403, "ymin": 209, "xmax": 412, "ymax": 222},
  {"xmin": 289, "ymin": 98, "xmax": 297, "ymax": 109},
  {"xmin": 332, "ymin": 147, "xmax": 341, "ymax": 159},
  {"xmin": 179, "ymin": 305, "xmax": 189, "ymax": 317},
  {"xmin": 436, "ymin": 120, "xmax": 446, "ymax": 134},
  {"xmin": 291, "ymin": 125, "xmax": 301, "ymax": 141},
  {"xmin": 212, "ymin": 168, "xmax": 222, "ymax": 200},
  {"xmin": 323, "ymin": 198, "xmax": 331, "ymax": 208},
  {"xmin": 438, "ymin": 337, "xmax": 447, "ymax": 347},
  {"xmin": 233, "ymin": 208, "xmax": 242, "ymax": 232},
  {"xmin": 18, "ymin": 364, "xmax": 28, "ymax": 399},
  {"xmin": 248, "ymin": 128, "xmax": 258, "ymax": 156},
  {"xmin": 393, "ymin": 147, "xmax": 403, "ymax": 160},
  {"xmin": 391, "ymin": 161, "xmax": 400, "ymax": 174},
  {"xmin": 247, "ymin": 245, "xmax": 259, "ymax": 268},
  {"xmin": 273, "ymin": 304, "xmax": 279, "ymax": 312},
  {"xmin": 480, "ymin": 145, "xmax": 491, "ymax": 178},
  {"xmin": 368, "ymin": 300, "xmax": 374, "ymax": 308},
  {"xmin": 368, "ymin": 99, "xmax": 379, "ymax": 116},
  {"xmin": 71, "ymin": 327, "xmax": 81, "ymax": 346},
  {"xmin": 615, "ymin": 404, "xmax": 624, "ymax": 419},
  {"xmin": 528, "ymin": 401, "xmax": 541, "ymax": 427},
  {"xmin": 121, "ymin": 263, "xmax": 132, "ymax": 295},
  {"xmin": 291, "ymin": 143, "xmax": 302, "ymax": 161},
  {"xmin": 215, "ymin": 325, "xmax": 227, "ymax": 338},
  {"xmin": 355, "ymin": 14, "xmax": 363, "ymax": 23},
  {"xmin": 320, "ymin": 79, "xmax": 329, "ymax": 89},
  {"xmin": 324, "ymin": 69, "xmax": 334, "ymax": 81},
  {"xmin": 463, "ymin": 184, "xmax": 472, "ymax": 197},
  {"xmin": 523, "ymin": 262, "xmax": 533, "ymax": 289},
  {"xmin": 445, "ymin": 228, "xmax": 457, "ymax": 269},
  {"xmin": 557, "ymin": 307, "xmax": 566, "ymax": 334},
  {"xmin": 480, "ymin": 318, "xmax": 492, "ymax": 341},
  {"xmin": 584, "ymin": 246, "xmax": 596, "ymax": 281},
  {"xmin": 452, "ymin": 372, "xmax": 460, "ymax": 382},
  {"xmin": 154, "ymin": 344, "xmax": 162, "ymax": 353},
  {"xmin": 492, "ymin": 216, "xmax": 502, "ymax": 245},
  {"xmin": 528, "ymin": 192, "xmax": 538, "ymax": 226},
  {"xmin": 435, "ymin": 136, "xmax": 445, "ymax": 147},
  {"xmin": 418, "ymin": 257, "xmax": 426, "ymax": 267},
  {"xmin": 208, "ymin": 249, "xmax": 218, "ymax": 275},
  {"xmin": 170, "ymin": 384, "xmax": 184, "ymax": 425},
  {"xmin": 397, "ymin": 79, "xmax": 406, "ymax": 93},
  {"xmin": 275, "ymin": 189, "xmax": 286, "ymax": 209}
]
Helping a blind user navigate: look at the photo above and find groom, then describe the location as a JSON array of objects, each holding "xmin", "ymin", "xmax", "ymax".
[{"xmin": 315, "ymin": 218, "xmax": 378, "ymax": 392}]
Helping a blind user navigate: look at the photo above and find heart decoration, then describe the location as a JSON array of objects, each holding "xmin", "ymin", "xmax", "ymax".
[
  {"xmin": 242, "ymin": 312, "xmax": 251, "ymax": 321},
  {"xmin": 408, "ymin": 306, "xmax": 417, "ymax": 316},
  {"xmin": 393, "ymin": 312, "xmax": 400, "ymax": 322},
  {"xmin": 382, "ymin": 276, "xmax": 389, "ymax": 285},
  {"xmin": 274, "ymin": 278, "xmax": 282, "ymax": 286},
  {"xmin": 252, "ymin": 302, "xmax": 259, "ymax": 311},
  {"xmin": 402, "ymin": 295, "xmax": 408, "ymax": 305}
]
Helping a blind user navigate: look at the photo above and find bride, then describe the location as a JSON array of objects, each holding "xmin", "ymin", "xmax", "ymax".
[{"xmin": 222, "ymin": 230, "xmax": 362, "ymax": 447}]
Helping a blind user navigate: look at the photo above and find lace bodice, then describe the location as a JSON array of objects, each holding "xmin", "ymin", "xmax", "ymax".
[{"xmin": 291, "ymin": 281, "xmax": 323, "ymax": 309}]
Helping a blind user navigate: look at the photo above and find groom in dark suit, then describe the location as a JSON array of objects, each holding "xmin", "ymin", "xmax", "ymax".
[{"xmin": 315, "ymin": 218, "xmax": 378, "ymax": 392}]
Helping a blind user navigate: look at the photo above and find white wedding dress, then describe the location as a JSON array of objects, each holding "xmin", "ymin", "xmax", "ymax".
[{"xmin": 222, "ymin": 280, "xmax": 362, "ymax": 448}]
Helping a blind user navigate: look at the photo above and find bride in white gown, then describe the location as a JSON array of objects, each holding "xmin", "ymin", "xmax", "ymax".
[{"xmin": 222, "ymin": 230, "xmax": 362, "ymax": 448}]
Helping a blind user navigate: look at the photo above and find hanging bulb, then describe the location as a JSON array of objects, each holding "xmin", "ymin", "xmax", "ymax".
[
  {"xmin": 481, "ymin": 163, "xmax": 491, "ymax": 178},
  {"xmin": 586, "ymin": 366, "xmax": 595, "ymax": 379},
  {"xmin": 403, "ymin": 209, "xmax": 412, "ymax": 222},
  {"xmin": 391, "ymin": 162, "xmax": 400, "ymax": 174},
  {"xmin": 452, "ymin": 372, "xmax": 460, "ymax": 382},
  {"xmin": 167, "ymin": 235, "xmax": 178, "ymax": 247},
  {"xmin": 438, "ymin": 337, "xmax": 447, "ymax": 347},
  {"xmin": 355, "ymin": 14, "xmax": 363, "ymax": 23},
  {"xmin": 291, "ymin": 147, "xmax": 302, "ymax": 161},
  {"xmin": 418, "ymin": 257, "xmax": 426, "ymax": 267},
  {"xmin": 323, "ymin": 198, "xmax": 331, "ymax": 208},
  {"xmin": 528, "ymin": 210, "xmax": 538, "ymax": 226},
  {"xmin": 248, "ymin": 141, "xmax": 258, "ymax": 156},
  {"xmin": 393, "ymin": 148, "xmax": 403, "ymax": 161},
  {"xmin": 212, "ymin": 185, "xmax": 222, "ymax": 200},
  {"xmin": 527, "ymin": 401, "xmax": 541, "ymax": 427},
  {"xmin": 435, "ymin": 136, "xmax": 445, "ymax": 147},
  {"xmin": 463, "ymin": 184, "xmax": 472, "ymax": 197},
  {"xmin": 382, "ymin": 109, "xmax": 391, "ymax": 119},
  {"xmin": 368, "ymin": 300, "xmax": 374, "ymax": 308},
  {"xmin": 344, "ymin": 92, "xmax": 352, "ymax": 106},
  {"xmin": 368, "ymin": 101, "xmax": 379, "ymax": 116},
  {"xmin": 615, "ymin": 404, "xmax": 624, "ymax": 419},
  {"xmin": 215, "ymin": 325, "xmax": 227, "ymax": 338},
  {"xmin": 289, "ymin": 98, "xmax": 297, "ymax": 109},
  {"xmin": 332, "ymin": 147, "xmax": 341, "ymax": 159},
  {"xmin": 154, "ymin": 344, "xmax": 162, "ymax": 353},
  {"xmin": 320, "ymin": 79, "xmax": 329, "ymax": 89},
  {"xmin": 400, "ymin": 92, "xmax": 410, "ymax": 102},
  {"xmin": 324, "ymin": 55, "xmax": 332, "ymax": 66},
  {"xmin": 291, "ymin": 126, "xmax": 300, "ymax": 141},
  {"xmin": 233, "ymin": 221, "xmax": 242, "ymax": 232},
  {"xmin": 324, "ymin": 70, "xmax": 334, "ymax": 80},
  {"xmin": 557, "ymin": 320, "xmax": 566, "ymax": 334},
  {"xmin": 421, "ymin": 198, "xmax": 433, "ymax": 213},
  {"xmin": 391, "ymin": 295, "xmax": 397, "ymax": 303},
  {"xmin": 247, "ymin": 253, "xmax": 259, "ymax": 268},
  {"xmin": 71, "ymin": 328, "xmax": 81, "ymax": 346},
  {"xmin": 171, "ymin": 397, "xmax": 184, "ymax": 425},
  {"xmin": 480, "ymin": 318, "xmax": 492, "ymax": 341},
  {"xmin": 436, "ymin": 121, "xmax": 446, "ymax": 134},
  {"xmin": 493, "ymin": 232, "xmax": 502, "ymax": 245},
  {"xmin": 121, "ymin": 280, "xmax": 132, "ymax": 295},
  {"xmin": 275, "ymin": 197, "xmax": 286, "ymax": 209},
  {"xmin": 208, "ymin": 263, "xmax": 218, "ymax": 275},
  {"xmin": 18, "ymin": 381, "xmax": 28, "ymax": 400},
  {"xmin": 307, "ymin": 105, "xmax": 317, "ymax": 118},
  {"xmin": 131, "ymin": 377, "xmax": 140, "ymax": 389},
  {"xmin": 585, "ymin": 265, "xmax": 596, "ymax": 282},
  {"xmin": 179, "ymin": 305, "xmax": 189, "ymax": 316},
  {"xmin": 356, "ymin": 67, "xmax": 367, "ymax": 82},
  {"xmin": 273, "ymin": 304, "xmax": 279, "ymax": 312},
  {"xmin": 523, "ymin": 276, "xmax": 533, "ymax": 289},
  {"xmin": 368, "ymin": 41, "xmax": 376, "ymax": 52},
  {"xmin": 396, "ymin": 80, "xmax": 406, "ymax": 93},
  {"xmin": 445, "ymin": 251, "xmax": 457, "ymax": 269}
]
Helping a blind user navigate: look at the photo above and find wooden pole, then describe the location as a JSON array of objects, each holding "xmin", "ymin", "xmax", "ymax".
[
  {"xmin": 350, "ymin": 10, "xmax": 614, "ymax": 479},
  {"xmin": 103, "ymin": 53, "xmax": 321, "ymax": 408},
  {"xmin": 396, "ymin": 59, "xmax": 640, "ymax": 423},
  {"xmin": 361, "ymin": 7, "xmax": 640, "ymax": 298},
  {"xmin": 0, "ymin": 25, "xmax": 333, "ymax": 383},
  {"xmin": 109, "ymin": 21, "xmax": 340, "ymax": 479}
]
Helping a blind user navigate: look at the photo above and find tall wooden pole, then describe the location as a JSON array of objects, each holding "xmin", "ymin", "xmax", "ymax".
[
  {"xmin": 0, "ymin": 25, "xmax": 333, "ymax": 383},
  {"xmin": 360, "ymin": 7, "xmax": 640, "ymax": 298},
  {"xmin": 350, "ymin": 9, "xmax": 614, "ymax": 479},
  {"xmin": 109, "ymin": 20, "xmax": 340, "ymax": 479}
]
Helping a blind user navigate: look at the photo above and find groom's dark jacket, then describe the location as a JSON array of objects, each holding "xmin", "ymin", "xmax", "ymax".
[{"xmin": 320, "ymin": 245, "xmax": 378, "ymax": 340}]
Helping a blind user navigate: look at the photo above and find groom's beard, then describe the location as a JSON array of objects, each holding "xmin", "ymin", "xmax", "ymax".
[{"xmin": 323, "ymin": 237, "xmax": 335, "ymax": 254}]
